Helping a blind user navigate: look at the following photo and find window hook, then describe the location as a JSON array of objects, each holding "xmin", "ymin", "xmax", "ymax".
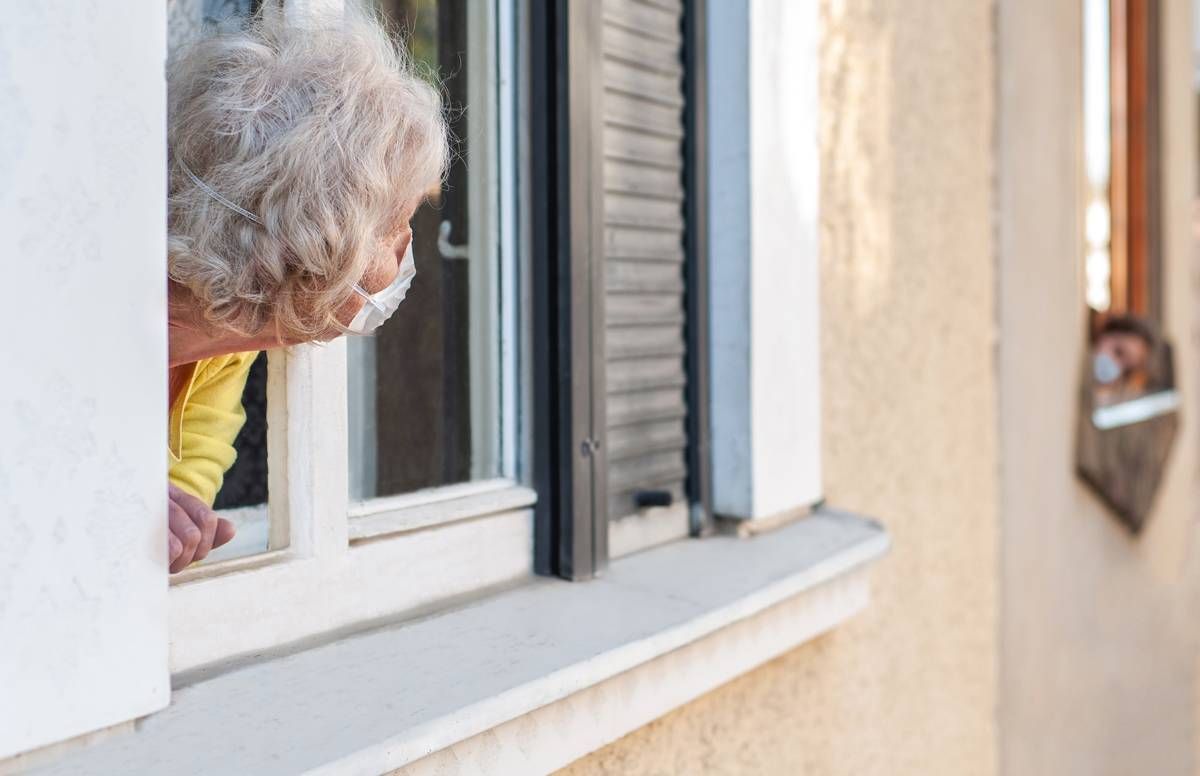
[{"xmin": 438, "ymin": 220, "xmax": 470, "ymax": 260}]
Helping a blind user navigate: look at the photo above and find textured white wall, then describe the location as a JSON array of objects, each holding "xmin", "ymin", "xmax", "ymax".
[
  {"xmin": 998, "ymin": 2, "xmax": 1200, "ymax": 773},
  {"xmin": 0, "ymin": 2, "xmax": 169, "ymax": 758}
]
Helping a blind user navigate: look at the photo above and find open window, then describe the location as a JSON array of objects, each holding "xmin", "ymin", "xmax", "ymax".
[
  {"xmin": 167, "ymin": 0, "xmax": 721, "ymax": 664},
  {"xmin": 1078, "ymin": 0, "xmax": 1177, "ymax": 531},
  {"xmin": 170, "ymin": 0, "xmax": 518, "ymax": 565},
  {"xmin": 166, "ymin": 0, "xmax": 534, "ymax": 674}
]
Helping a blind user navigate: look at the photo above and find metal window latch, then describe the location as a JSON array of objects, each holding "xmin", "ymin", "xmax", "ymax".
[
  {"xmin": 438, "ymin": 220, "xmax": 470, "ymax": 260},
  {"xmin": 580, "ymin": 437, "xmax": 602, "ymax": 457}
]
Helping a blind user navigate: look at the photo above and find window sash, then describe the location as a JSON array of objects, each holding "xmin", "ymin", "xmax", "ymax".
[
  {"xmin": 168, "ymin": 0, "xmax": 533, "ymax": 673},
  {"xmin": 348, "ymin": 479, "xmax": 535, "ymax": 539}
]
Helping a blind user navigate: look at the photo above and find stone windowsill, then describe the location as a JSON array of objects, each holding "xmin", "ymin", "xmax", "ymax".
[{"xmin": 30, "ymin": 508, "xmax": 888, "ymax": 775}]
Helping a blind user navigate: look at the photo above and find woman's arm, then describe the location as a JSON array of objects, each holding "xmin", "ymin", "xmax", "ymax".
[{"xmin": 169, "ymin": 351, "xmax": 258, "ymax": 506}]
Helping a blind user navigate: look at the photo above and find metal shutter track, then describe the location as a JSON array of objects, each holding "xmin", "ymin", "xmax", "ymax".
[{"xmin": 602, "ymin": 0, "xmax": 689, "ymax": 523}]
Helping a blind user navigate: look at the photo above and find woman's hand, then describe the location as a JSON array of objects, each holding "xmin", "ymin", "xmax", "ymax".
[{"xmin": 168, "ymin": 484, "xmax": 236, "ymax": 573}]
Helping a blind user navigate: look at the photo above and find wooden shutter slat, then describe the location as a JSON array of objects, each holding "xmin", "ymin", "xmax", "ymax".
[
  {"xmin": 604, "ymin": 159, "xmax": 686, "ymax": 199},
  {"xmin": 603, "ymin": 60, "xmax": 684, "ymax": 105},
  {"xmin": 607, "ymin": 387, "xmax": 689, "ymax": 427},
  {"xmin": 608, "ymin": 235, "xmax": 686, "ymax": 257},
  {"xmin": 606, "ymin": 192, "xmax": 687, "ymax": 224},
  {"xmin": 608, "ymin": 418, "xmax": 689, "ymax": 461},
  {"xmin": 608, "ymin": 450, "xmax": 689, "ymax": 494},
  {"xmin": 602, "ymin": 0, "xmax": 682, "ymax": 43},
  {"xmin": 607, "ymin": 293, "xmax": 686, "ymax": 325},
  {"xmin": 607, "ymin": 355, "xmax": 687, "ymax": 395},
  {"xmin": 607, "ymin": 323, "xmax": 687, "ymax": 360},
  {"xmin": 603, "ymin": 95, "xmax": 686, "ymax": 137},
  {"xmin": 607, "ymin": 258, "xmax": 686, "ymax": 290}
]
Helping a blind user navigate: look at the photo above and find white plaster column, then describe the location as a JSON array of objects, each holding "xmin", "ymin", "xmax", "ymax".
[
  {"xmin": 708, "ymin": 0, "xmax": 822, "ymax": 521},
  {"xmin": 0, "ymin": 2, "xmax": 170, "ymax": 757}
]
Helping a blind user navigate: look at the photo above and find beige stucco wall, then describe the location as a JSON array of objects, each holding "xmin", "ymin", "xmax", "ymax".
[
  {"xmin": 561, "ymin": 1, "xmax": 1000, "ymax": 773},
  {"xmin": 998, "ymin": 2, "xmax": 1200, "ymax": 775}
]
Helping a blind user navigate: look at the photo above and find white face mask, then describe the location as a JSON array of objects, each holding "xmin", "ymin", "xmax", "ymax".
[
  {"xmin": 347, "ymin": 242, "xmax": 416, "ymax": 335},
  {"xmin": 175, "ymin": 158, "xmax": 418, "ymax": 336},
  {"xmin": 1093, "ymin": 351, "xmax": 1122, "ymax": 384}
]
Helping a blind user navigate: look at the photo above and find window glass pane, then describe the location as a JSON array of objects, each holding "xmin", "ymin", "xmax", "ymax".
[
  {"xmin": 168, "ymin": 0, "xmax": 256, "ymax": 50},
  {"xmin": 1083, "ymin": 0, "xmax": 1112, "ymax": 313},
  {"xmin": 208, "ymin": 350, "xmax": 271, "ymax": 562},
  {"xmin": 212, "ymin": 351, "xmax": 269, "ymax": 510},
  {"xmin": 348, "ymin": 0, "xmax": 503, "ymax": 500}
]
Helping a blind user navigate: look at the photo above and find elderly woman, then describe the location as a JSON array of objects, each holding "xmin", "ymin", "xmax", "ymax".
[{"xmin": 165, "ymin": 5, "xmax": 447, "ymax": 571}]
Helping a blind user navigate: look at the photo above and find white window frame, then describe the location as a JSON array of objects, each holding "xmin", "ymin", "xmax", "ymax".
[{"xmin": 168, "ymin": 0, "xmax": 534, "ymax": 675}]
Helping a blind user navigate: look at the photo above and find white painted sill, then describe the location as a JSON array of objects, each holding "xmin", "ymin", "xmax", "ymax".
[{"xmin": 29, "ymin": 509, "xmax": 888, "ymax": 776}]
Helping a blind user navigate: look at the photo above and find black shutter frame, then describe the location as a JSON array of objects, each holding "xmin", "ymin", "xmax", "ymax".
[
  {"xmin": 683, "ymin": 0, "xmax": 713, "ymax": 535},
  {"xmin": 530, "ymin": 0, "xmax": 608, "ymax": 580}
]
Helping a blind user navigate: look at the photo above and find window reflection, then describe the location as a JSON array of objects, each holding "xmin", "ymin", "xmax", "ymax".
[
  {"xmin": 1084, "ymin": 0, "xmax": 1113, "ymax": 312},
  {"xmin": 347, "ymin": 0, "xmax": 502, "ymax": 500}
]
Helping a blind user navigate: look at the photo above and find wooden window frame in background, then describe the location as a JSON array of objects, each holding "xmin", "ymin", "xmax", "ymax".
[{"xmin": 1108, "ymin": 0, "xmax": 1163, "ymax": 321}]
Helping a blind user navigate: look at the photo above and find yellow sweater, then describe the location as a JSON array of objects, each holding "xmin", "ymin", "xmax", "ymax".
[{"xmin": 168, "ymin": 351, "xmax": 259, "ymax": 506}]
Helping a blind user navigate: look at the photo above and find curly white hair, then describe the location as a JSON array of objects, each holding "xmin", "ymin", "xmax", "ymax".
[{"xmin": 167, "ymin": 1, "xmax": 448, "ymax": 340}]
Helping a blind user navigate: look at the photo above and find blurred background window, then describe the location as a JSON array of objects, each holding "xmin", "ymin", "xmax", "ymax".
[{"xmin": 1083, "ymin": 0, "xmax": 1163, "ymax": 321}]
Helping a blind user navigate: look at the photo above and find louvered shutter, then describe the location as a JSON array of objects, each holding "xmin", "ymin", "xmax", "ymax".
[{"xmin": 601, "ymin": 0, "xmax": 691, "ymax": 545}]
